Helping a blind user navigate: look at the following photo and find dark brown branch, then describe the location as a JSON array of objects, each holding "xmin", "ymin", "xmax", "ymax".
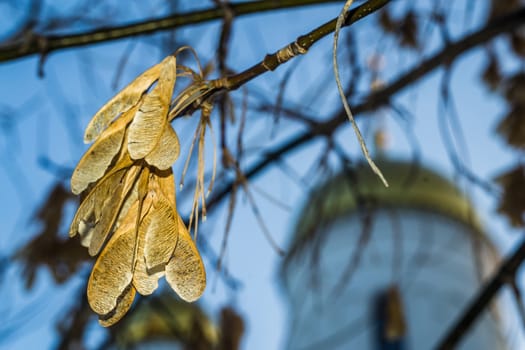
[
  {"xmin": 175, "ymin": 0, "xmax": 391, "ymax": 121},
  {"xmin": 0, "ymin": 0, "xmax": 344, "ymax": 63},
  {"xmin": 216, "ymin": 0, "xmax": 391, "ymax": 91},
  {"xmin": 434, "ymin": 237, "xmax": 525, "ymax": 349},
  {"xmin": 206, "ymin": 6, "xmax": 525, "ymax": 213}
]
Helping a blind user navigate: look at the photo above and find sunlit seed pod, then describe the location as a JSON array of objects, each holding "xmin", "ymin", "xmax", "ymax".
[
  {"xmin": 72, "ymin": 196, "xmax": 94, "ymax": 240},
  {"xmin": 98, "ymin": 285, "xmax": 136, "ymax": 327},
  {"xmin": 165, "ymin": 214, "xmax": 206, "ymax": 302},
  {"xmin": 71, "ymin": 128, "xmax": 125, "ymax": 195},
  {"xmin": 69, "ymin": 168, "xmax": 127, "ymax": 240},
  {"xmin": 154, "ymin": 167, "xmax": 176, "ymax": 204},
  {"xmin": 128, "ymin": 56, "xmax": 177, "ymax": 160},
  {"xmin": 87, "ymin": 204, "xmax": 137, "ymax": 316},
  {"xmin": 70, "ymin": 51, "xmax": 214, "ymax": 327},
  {"xmin": 84, "ymin": 62, "xmax": 162, "ymax": 144},
  {"xmin": 132, "ymin": 256, "xmax": 164, "ymax": 296},
  {"xmin": 71, "ymin": 105, "xmax": 138, "ymax": 195},
  {"xmin": 135, "ymin": 167, "xmax": 151, "ymax": 217},
  {"xmin": 144, "ymin": 123, "xmax": 181, "ymax": 170},
  {"xmin": 78, "ymin": 218, "xmax": 95, "ymax": 248},
  {"xmin": 113, "ymin": 167, "xmax": 145, "ymax": 231},
  {"xmin": 87, "ymin": 166, "xmax": 141, "ymax": 256},
  {"xmin": 143, "ymin": 189, "xmax": 179, "ymax": 271},
  {"xmin": 70, "ymin": 163, "xmax": 141, "ymax": 253},
  {"xmin": 129, "ymin": 173, "xmax": 167, "ymax": 295},
  {"xmin": 132, "ymin": 206, "xmax": 165, "ymax": 295},
  {"xmin": 115, "ymin": 187, "xmax": 138, "ymax": 229}
]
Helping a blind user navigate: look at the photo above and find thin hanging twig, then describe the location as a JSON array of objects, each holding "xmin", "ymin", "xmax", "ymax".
[{"xmin": 332, "ymin": 0, "xmax": 388, "ymax": 187}]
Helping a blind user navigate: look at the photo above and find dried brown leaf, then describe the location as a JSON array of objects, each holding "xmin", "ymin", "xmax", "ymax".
[
  {"xmin": 399, "ymin": 11, "xmax": 419, "ymax": 49},
  {"xmin": 87, "ymin": 205, "xmax": 137, "ymax": 316},
  {"xmin": 98, "ymin": 285, "xmax": 136, "ymax": 327},
  {"xmin": 71, "ymin": 105, "xmax": 137, "ymax": 195},
  {"xmin": 128, "ymin": 56, "xmax": 176, "ymax": 160},
  {"xmin": 496, "ymin": 165, "xmax": 525, "ymax": 227},
  {"xmin": 144, "ymin": 123, "xmax": 181, "ymax": 170},
  {"xmin": 496, "ymin": 104, "xmax": 525, "ymax": 149},
  {"xmin": 378, "ymin": 9, "xmax": 396, "ymax": 33},
  {"xmin": 505, "ymin": 73, "xmax": 525, "ymax": 103},
  {"xmin": 510, "ymin": 31, "xmax": 525, "ymax": 57},
  {"xmin": 166, "ymin": 215, "xmax": 206, "ymax": 302},
  {"xmin": 84, "ymin": 63, "xmax": 162, "ymax": 143},
  {"xmin": 481, "ymin": 54, "xmax": 502, "ymax": 91}
]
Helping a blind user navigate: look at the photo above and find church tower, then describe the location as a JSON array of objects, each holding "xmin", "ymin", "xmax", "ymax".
[{"xmin": 280, "ymin": 159, "xmax": 507, "ymax": 349}]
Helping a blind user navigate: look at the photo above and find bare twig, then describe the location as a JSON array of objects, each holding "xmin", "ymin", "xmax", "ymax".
[
  {"xmin": 333, "ymin": 0, "xmax": 388, "ymax": 187},
  {"xmin": 0, "ymin": 0, "xmax": 346, "ymax": 63},
  {"xmin": 213, "ymin": 0, "xmax": 391, "ymax": 93}
]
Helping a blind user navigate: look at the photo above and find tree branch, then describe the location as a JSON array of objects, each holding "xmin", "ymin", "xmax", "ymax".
[
  {"xmin": 208, "ymin": 0, "xmax": 391, "ymax": 92},
  {"xmin": 206, "ymin": 7, "xmax": 525, "ymax": 212},
  {"xmin": 0, "ymin": 0, "xmax": 345, "ymax": 63},
  {"xmin": 435, "ymin": 237, "xmax": 525, "ymax": 350}
]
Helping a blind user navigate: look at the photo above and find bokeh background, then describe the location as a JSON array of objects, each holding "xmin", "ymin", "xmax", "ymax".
[{"xmin": 1, "ymin": 0, "xmax": 525, "ymax": 349}]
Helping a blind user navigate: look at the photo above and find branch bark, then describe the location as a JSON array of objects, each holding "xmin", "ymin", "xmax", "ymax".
[
  {"xmin": 0, "ymin": 0, "xmax": 344, "ymax": 63},
  {"xmin": 209, "ymin": 0, "xmax": 391, "ymax": 92}
]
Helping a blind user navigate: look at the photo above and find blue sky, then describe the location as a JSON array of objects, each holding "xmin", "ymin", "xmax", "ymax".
[{"xmin": 1, "ymin": 1, "xmax": 524, "ymax": 349}]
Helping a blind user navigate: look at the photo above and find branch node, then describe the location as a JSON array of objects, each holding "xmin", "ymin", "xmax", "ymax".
[{"xmin": 276, "ymin": 42, "xmax": 308, "ymax": 64}]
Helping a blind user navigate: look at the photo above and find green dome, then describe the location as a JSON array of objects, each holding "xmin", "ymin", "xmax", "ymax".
[{"xmin": 288, "ymin": 159, "xmax": 485, "ymax": 256}]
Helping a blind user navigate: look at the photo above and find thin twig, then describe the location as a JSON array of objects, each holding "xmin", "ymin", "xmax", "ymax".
[
  {"xmin": 333, "ymin": 0, "xmax": 388, "ymax": 187},
  {"xmin": 214, "ymin": 0, "xmax": 392, "ymax": 93}
]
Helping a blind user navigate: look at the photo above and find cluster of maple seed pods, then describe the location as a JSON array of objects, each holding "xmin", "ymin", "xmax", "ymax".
[{"xmin": 69, "ymin": 55, "xmax": 206, "ymax": 326}]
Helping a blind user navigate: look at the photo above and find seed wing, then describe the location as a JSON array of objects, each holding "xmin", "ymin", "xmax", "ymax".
[
  {"xmin": 69, "ymin": 168, "xmax": 126, "ymax": 240},
  {"xmin": 144, "ymin": 123, "xmax": 180, "ymax": 170},
  {"xmin": 155, "ymin": 167, "xmax": 176, "ymax": 203},
  {"xmin": 165, "ymin": 214, "xmax": 206, "ymax": 302},
  {"xmin": 132, "ymin": 202, "xmax": 165, "ymax": 295},
  {"xmin": 128, "ymin": 56, "xmax": 176, "ymax": 160},
  {"xmin": 71, "ymin": 105, "xmax": 137, "ymax": 195},
  {"xmin": 87, "ymin": 206, "xmax": 137, "ymax": 316},
  {"xmin": 143, "ymin": 192, "xmax": 178, "ymax": 271},
  {"xmin": 98, "ymin": 285, "xmax": 136, "ymax": 327},
  {"xmin": 88, "ymin": 166, "xmax": 141, "ymax": 256},
  {"xmin": 84, "ymin": 62, "xmax": 162, "ymax": 143}
]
